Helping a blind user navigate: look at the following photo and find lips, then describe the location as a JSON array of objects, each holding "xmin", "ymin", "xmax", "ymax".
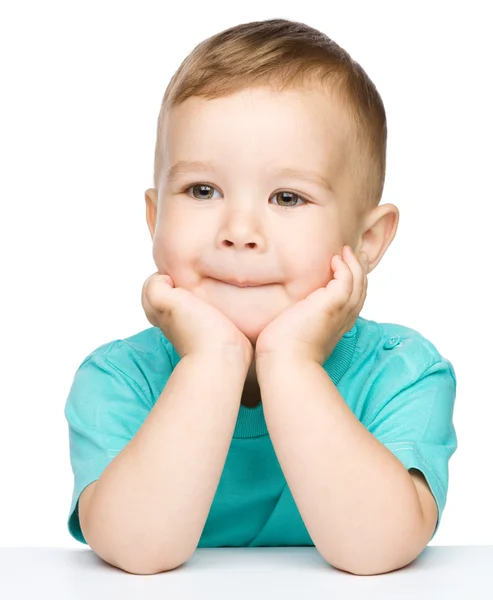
[
  {"xmin": 213, "ymin": 277, "xmax": 270, "ymax": 288},
  {"xmin": 224, "ymin": 280, "xmax": 265, "ymax": 288}
]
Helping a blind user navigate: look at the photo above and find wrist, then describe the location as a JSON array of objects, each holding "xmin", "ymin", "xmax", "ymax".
[
  {"xmin": 186, "ymin": 347, "xmax": 252, "ymax": 374},
  {"xmin": 255, "ymin": 351, "xmax": 315, "ymax": 376}
]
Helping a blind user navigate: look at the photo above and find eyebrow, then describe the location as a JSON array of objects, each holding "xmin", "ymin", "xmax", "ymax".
[{"xmin": 166, "ymin": 160, "xmax": 334, "ymax": 194}]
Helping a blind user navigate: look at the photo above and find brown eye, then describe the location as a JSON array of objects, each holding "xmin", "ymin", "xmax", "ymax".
[
  {"xmin": 272, "ymin": 191, "xmax": 306, "ymax": 208},
  {"xmin": 186, "ymin": 184, "xmax": 307, "ymax": 208},
  {"xmin": 189, "ymin": 184, "xmax": 217, "ymax": 200}
]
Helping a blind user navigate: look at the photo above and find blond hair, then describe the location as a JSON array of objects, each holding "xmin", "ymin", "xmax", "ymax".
[{"xmin": 153, "ymin": 18, "xmax": 387, "ymax": 217}]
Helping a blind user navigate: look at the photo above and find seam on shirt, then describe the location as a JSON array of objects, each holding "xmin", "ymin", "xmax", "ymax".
[
  {"xmin": 160, "ymin": 336, "xmax": 176, "ymax": 368},
  {"xmin": 116, "ymin": 333, "xmax": 164, "ymax": 358},
  {"xmin": 420, "ymin": 367, "xmax": 449, "ymax": 445},
  {"xmin": 384, "ymin": 441, "xmax": 447, "ymax": 499},
  {"xmin": 79, "ymin": 339, "xmax": 158, "ymax": 401},
  {"xmin": 379, "ymin": 322, "xmax": 445, "ymax": 364},
  {"xmin": 104, "ymin": 355, "xmax": 150, "ymax": 400},
  {"xmin": 77, "ymin": 340, "xmax": 122, "ymax": 370},
  {"xmin": 73, "ymin": 451, "xmax": 119, "ymax": 477},
  {"xmin": 350, "ymin": 318, "xmax": 378, "ymax": 367},
  {"xmin": 113, "ymin": 335, "xmax": 176, "ymax": 386},
  {"xmin": 365, "ymin": 358, "xmax": 452, "ymax": 427},
  {"xmin": 163, "ymin": 343, "xmax": 175, "ymax": 369}
]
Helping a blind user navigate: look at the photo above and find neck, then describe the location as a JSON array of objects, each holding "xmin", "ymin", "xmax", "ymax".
[{"xmin": 241, "ymin": 357, "xmax": 261, "ymax": 407}]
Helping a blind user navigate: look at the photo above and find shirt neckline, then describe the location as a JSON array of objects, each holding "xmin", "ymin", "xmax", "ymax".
[{"xmin": 164, "ymin": 317, "xmax": 363, "ymax": 439}]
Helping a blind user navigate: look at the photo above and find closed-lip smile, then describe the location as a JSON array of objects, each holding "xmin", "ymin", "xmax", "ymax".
[{"xmin": 213, "ymin": 277, "xmax": 271, "ymax": 288}]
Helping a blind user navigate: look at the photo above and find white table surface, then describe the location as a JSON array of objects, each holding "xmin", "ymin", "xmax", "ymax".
[{"xmin": 1, "ymin": 546, "xmax": 492, "ymax": 599}]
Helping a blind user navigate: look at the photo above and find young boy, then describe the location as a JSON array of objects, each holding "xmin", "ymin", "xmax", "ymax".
[{"xmin": 64, "ymin": 18, "xmax": 457, "ymax": 576}]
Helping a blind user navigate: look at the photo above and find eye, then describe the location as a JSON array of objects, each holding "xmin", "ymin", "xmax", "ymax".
[
  {"xmin": 271, "ymin": 191, "xmax": 308, "ymax": 209},
  {"xmin": 187, "ymin": 184, "xmax": 220, "ymax": 201},
  {"xmin": 185, "ymin": 184, "xmax": 308, "ymax": 208}
]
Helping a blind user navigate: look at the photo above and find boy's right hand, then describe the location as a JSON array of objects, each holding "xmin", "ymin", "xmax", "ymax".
[{"xmin": 141, "ymin": 272, "xmax": 254, "ymax": 366}]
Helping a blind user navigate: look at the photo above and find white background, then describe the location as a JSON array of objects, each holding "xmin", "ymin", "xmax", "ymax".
[{"xmin": 1, "ymin": 0, "xmax": 491, "ymax": 547}]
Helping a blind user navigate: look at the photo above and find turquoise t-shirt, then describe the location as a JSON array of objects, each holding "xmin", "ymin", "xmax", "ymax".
[{"xmin": 65, "ymin": 315, "xmax": 457, "ymax": 547}]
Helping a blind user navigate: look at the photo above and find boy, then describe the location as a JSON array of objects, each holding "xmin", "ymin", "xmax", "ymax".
[{"xmin": 64, "ymin": 18, "xmax": 457, "ymax": 576}]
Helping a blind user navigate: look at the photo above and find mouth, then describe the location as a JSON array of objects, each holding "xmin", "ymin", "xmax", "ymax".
[{"xmin": 212, "ymin": 277, "xmax": 272, "ymax": 288}]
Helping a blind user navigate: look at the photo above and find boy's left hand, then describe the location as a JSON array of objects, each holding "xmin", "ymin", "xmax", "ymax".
[{"xmin": 255, "ymin": 245, "xmax": 369, "ymax": 366}]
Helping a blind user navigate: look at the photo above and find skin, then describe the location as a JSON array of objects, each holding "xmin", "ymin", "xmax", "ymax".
[{"xmin": 145, "ymin": 85, "xmax": 399, "ymax": 406}]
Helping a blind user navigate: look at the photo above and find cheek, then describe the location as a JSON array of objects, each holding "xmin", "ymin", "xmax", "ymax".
[
  {"xmin": 151, "ymin": 228, "xmax": 200, "ymax": 288},
  {"xmin": 307, "ymin": 256, "xmax": 335, "ymax": 291},
  {"xmin": 287, "ymin": 238, "xmax": 334, "ymax": 282},
  {"xmin": 300, "ymin": 224, "xmax": 344, "ymax": 284},
  {"xmin": 279, "ymin": 251, "xmax": 332, "ymax": 304},
  {"xmin": 151, "ymin": 228, "xmax": 182, "ymax": 272}
]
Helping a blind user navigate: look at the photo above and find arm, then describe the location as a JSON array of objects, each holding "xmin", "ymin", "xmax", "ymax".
[
  {"xmin": 257, "ymin": 357, "xmax": 437, "ymax": 576},
  {"xmin": 80, "ymin": 350, "xmax": 249, "ymax": 575}
]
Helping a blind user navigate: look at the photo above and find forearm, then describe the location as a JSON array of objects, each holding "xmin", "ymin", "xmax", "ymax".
[
  {"xmin": 85, "ymin": 350, "xmax": 249, "ymax": 574},
  {"xmin": 257, "ymin": 357, "xmax": 426, "ymax": 575}
]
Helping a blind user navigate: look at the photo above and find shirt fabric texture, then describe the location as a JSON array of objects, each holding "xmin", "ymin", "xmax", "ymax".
[{"xmin": 65, "ymin": 315, "xmax": 457, "ymax": 547}]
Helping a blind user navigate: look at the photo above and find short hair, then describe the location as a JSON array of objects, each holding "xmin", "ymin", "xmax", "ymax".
[{"xmin": 153, "ymin": 18, "xmax": 387, "ymax": 218}]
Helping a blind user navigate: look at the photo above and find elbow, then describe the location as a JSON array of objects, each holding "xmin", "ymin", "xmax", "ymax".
[
  {"xmin": 324, "ymin": 544, "xmax": 425, "ymax": 577},
  {"xmin": 329, "ymin": 558, "xmax": 410, "ymax": 577},
  {"xmin": 81, "ymin": 503, "xmax": 196, "ymax": 574},
  {"xmin": 319, "ymin": 534, "xmax": 427, "ymax": 576},
  {"xmin": 319, "ymin": 510, "xmax": 431, "ymax": 576},
  {"xmin": 82, "ymin": 518, "xmax": 195, "ymax": 575},
  {"xmin": 109, "ymin": 553, "xmax": 191, "ymax": 575},
  {"xmin": 88, "ymin": 540, "xmax": 194, "ymax": 575}
]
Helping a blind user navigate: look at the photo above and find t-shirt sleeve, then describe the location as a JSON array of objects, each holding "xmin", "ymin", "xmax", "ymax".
[
  {"xmin": 64, "ymin": 346, "xmax": 157, "ymax": 544},
  {"xmin": 365, "ymin": 357, "xmax": 457, "ymax": 541}
]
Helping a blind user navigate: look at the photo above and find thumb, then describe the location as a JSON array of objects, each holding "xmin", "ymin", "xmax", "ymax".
[{"xmin": 161, "ymin": 274, "xmax": 175, "ymax": 287}]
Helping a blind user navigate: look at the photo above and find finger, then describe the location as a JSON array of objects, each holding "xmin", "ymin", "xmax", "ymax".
[
  {"xmin": 146, "ymin": 273, "xmax": 175, "ymax": 312},
  {"xmin": 333, "ymin": 253, "xmax": 354, "ymax": 290},
  {"xmin": 343, "ymin": 246, "xmax": 367, "ymax": 309},
  {"xmin": 332, "ymin": 252, "xmax": 354, "ymax": 290},
  {"xmin": 325, "ymin": 253, "xmax": 353, "ymax": 308},
  {"xmin": 155, "ymin": 272, "xmax": 174, "ymax": 287}
]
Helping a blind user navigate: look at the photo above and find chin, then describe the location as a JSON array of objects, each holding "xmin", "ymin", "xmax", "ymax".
[
  {"xmin": 235, "ymin": 321, "xmax": 263, "ymax": 345},
  {"xmin": 193, "ymin": 285, "xmax": 284, "ymax": 342},
  {"xmin": 221, "ymin": 311, "xmax": 266, "ymax": 342}
]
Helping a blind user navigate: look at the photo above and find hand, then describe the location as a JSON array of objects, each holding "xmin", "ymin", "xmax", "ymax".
[
  {"xmin": 141, "ymin": 272, "xmax": 254, "ymax": 365},
  {"xmin": 255, "ymin": 245, "xmax": 369, "ymax": 365}
]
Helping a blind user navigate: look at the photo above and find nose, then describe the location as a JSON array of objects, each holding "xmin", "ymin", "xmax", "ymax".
[{"xmin": 218, "ymin": 207, "xmax": 266, "ymax": 251}]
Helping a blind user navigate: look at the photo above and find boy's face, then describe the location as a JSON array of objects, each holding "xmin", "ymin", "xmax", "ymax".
[{"xmin": 146, "ymin": 85, "xmax": 364, "ymax": 347}]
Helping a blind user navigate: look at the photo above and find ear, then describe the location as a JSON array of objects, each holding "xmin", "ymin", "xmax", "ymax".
[
  {"xmin": 357, "ymin": 203, "xmax": 399, "ymax": 274},
  {"xmin": 145, "ymin": 188, "xmax": 159, "ymax": 239}
]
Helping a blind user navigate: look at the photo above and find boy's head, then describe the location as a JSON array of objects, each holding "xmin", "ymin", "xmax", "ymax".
[{"xmin": 145, "ymin": 18, "xmax": 398, "ymax": 346}]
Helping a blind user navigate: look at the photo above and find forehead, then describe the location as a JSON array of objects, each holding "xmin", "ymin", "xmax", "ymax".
[
  {"xmin": 166, "ymin": 85, "xmax": 351, "ymax": 142},
  {"xmin": 160, "ymin": 85, "xmax": 355, "ymax": 195}
]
